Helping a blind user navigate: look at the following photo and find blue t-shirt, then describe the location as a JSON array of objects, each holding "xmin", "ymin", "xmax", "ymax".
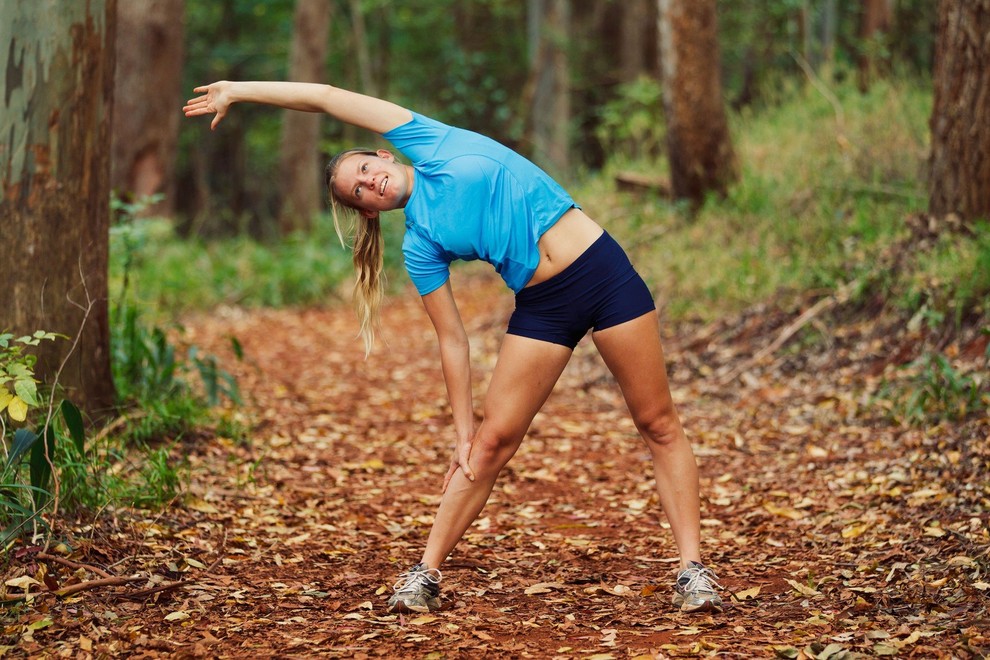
[{"xmin": 383, "ymin": 112, "xmax": 577, "ymax": 295}]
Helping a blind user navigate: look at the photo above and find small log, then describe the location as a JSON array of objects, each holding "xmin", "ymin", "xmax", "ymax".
[{"xmin": 614, "ymin": 171, "xmax": 672, "ymax": 197}]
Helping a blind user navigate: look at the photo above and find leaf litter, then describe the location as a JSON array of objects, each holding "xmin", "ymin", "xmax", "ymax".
[{"xmin": 2, "ymin": 268, "xmax": 988, "ymax": 658}]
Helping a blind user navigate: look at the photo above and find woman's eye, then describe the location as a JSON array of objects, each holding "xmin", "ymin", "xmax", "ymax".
[
  {"xmin": 361, "ymin": 164, "xmax": 368, "ymax": 172},
  {"xmin": 355, "ymin": 186, "xmax": 362, "ymax": 197}
]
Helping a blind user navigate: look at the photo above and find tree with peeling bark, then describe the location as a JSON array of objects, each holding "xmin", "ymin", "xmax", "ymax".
[
  {"xmin": 928, "ymin": 0, "xmax": 990, "ymax": 225},
  {"xmin": 656, "ymin": 0, "xmax": 737, "ymax": 207},
  {"xmin": 112, "ymin": 0, "xmax": 185, "ymax": 217},
  {"xmin": 278, "ymin": 0, "xmax": 332, "ymax": 235},
  {"xmin": 0, "ymin": 0, "xmax": 117, "ymax": 421}
]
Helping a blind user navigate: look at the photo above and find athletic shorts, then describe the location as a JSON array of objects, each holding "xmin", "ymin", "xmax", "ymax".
[{"xmin": 506, "ymin": 231, "xmax": 656, "ymax": 349}]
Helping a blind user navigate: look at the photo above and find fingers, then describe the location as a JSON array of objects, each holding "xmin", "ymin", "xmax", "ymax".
[
  {"xmin": 458, "ymin": 446, "xmax": 475, "ymax": 482},
  {"xmin": 442, "ymin": 461, "xmax": 457, "ymax": 494}
]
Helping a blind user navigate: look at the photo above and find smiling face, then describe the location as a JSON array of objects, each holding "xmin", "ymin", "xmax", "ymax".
[{"xmin": 331, "ymin": 149, "xmax": 412, "ymax": 218}]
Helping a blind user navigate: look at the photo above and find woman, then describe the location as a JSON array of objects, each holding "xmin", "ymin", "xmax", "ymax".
[{"xmin": 183, "ymin": 81, "xmax": 723, "ymax": 615}]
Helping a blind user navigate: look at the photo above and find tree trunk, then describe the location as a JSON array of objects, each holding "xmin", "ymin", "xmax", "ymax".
[
  {"xmin": 524, "ymin": 0, "xmax": 571, "ymax": 177},
  {"xmin": 620, "ymin": 0, "xmax": 653, "ymax": 82},
  {"xmin": 112, "ymin": 0, "xmax": 184, "ymax": 217},
  {"xmin": 656, "ymin": 0, "xmax": 737, "ymax": 206},
  {"xmin": 929, "ymin": 0, "xmax": 990, "ymax": 224},
  {"xmin": 858, "ymin": 0, "xmax": 894, "ymax": 91},
  {"xmin": 0, "ymin": 0, "xmax": 117, "ymax": 421},
  {"xmin": 278, "ymin": 0, "xmax": 332, "ymax": 235},
  {"xmin": 348, "ymin": 0, "xmax": 376, "ymax": 96}
]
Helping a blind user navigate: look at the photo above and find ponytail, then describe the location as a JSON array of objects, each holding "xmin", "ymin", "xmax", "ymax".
[{"xmin": 326, "ymin": 149, "xmax": 386, "ymax": 356}]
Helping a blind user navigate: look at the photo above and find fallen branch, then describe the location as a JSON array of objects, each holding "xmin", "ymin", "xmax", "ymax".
[
  {"xmin": 53, "ymin": 575, "xmax": 145, "ymax": 597},
  {"xmin": 36, "ymin": 552, "xmax": 114, "ymax": 580},
  {"xmin": 614, "ymin": 171, "xmax": 671, "ymax": 197},
  {"xmin": 718, "ymin": 282, "xmax": 856, "ymax": 386},
  {"xmin": 2, "ymin": 574, "xmax": 146, "ymax": 603},
  {"xmin": 115, "ymin": 579, "xmax": 193, "ymax": 602}
]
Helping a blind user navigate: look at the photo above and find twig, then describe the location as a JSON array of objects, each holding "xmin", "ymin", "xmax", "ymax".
[
  {"xmin": 53, "ymin": 575, "xmax": 145, "ymax": 597},
  {"xmin": 2, "ymin": 575, "xmax": 145, "ymax": 603},
  {"xmin": 719, "ymin": 282, "xmax": 856, "ymax": 385},
  {"xmin": 40, "ymin": 258, "xmax": 98, "ymax": 551},
  {"xmin": 89, "ymin": 411, "xmax": 148, "ymax": 446},
  {"xmin": 35, "ymin": 552, "xmax": 114, "ymax": 580},
  {"xmin": 115, "ymin": 579, "xmax": 193, "ymax": 602},
  {"xmin": 205, "ymin": 527, "xmax": 228, "ymax": 573},
  {"xmin": 792, "ymin": 50, "xmax": 846, "ymax": 136}
]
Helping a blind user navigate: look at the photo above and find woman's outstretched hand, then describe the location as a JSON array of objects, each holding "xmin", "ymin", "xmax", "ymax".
[
  {"xmin": 442, "ymin": 434, "xmax": 476, "ymax": 493},
  {"xmin": 183, "ymin": 82, "xmax": 233, "ymax": 130}
]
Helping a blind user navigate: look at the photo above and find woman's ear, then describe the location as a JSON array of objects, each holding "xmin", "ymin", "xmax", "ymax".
[
  {"xmin": 360, "ymin": 208, "xmax": 380, "ymax": 220},
  {"xmin": 376, "ymin": 149, "xmax": 395, "ymax": 161}
]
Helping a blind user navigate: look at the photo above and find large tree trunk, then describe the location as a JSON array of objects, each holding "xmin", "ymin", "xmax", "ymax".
[
  {"xmin": 278, "ymin": 0, "xmax": 332, "ymax": 235},
  {"xmin": 656, "ymin": 0, "xmax": 737, "ymax": 206},
  {"xmin": 112, "ymin": 0, "xmax": 184, "ymax": 217},
  {"xmin": 858, "ymin": 0, "xmax": 894, "ymax": 91},
  {"xmin": 0, "ymin": 0, "xmax": 117, "ymax": 421},
  {"xmin": 929, "ymin": 0, "xmax": 990, "ymax": 224},
  {"xmin": 524, "ymin": 0, "xmax": 571, "ymax": 176}
]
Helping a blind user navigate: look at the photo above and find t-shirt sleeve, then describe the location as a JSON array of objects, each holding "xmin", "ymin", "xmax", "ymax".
[
  {"xmin": 383, "ymin": 112, "xmax": 451, "ymax": 166},
  {"xmin": 402, "ymin": 226, "xmax": 451, "ymax": 296}
]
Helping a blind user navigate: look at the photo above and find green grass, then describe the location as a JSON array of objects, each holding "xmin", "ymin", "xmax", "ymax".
[{"xmin": 581, "ymin": 76, "xmax": 948, "ymax": 324}]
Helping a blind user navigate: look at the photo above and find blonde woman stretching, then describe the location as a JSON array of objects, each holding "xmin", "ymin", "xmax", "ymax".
[{"xmin": 184, "ymin": 81, "xmax": 723, "ymax": 614}]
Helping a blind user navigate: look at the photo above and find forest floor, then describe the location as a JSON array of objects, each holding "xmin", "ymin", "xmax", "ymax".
[{"xmin": 4, "ymin": 267, "xmax": 989, "ymax": 659}]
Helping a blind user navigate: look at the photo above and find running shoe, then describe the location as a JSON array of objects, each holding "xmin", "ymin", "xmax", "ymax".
[
  {"xmin": 672, "ymin": 561, "xmax": 723, "ymax": 613},
  {"xmin": 387, "ymin": 562, "xmax": 442, "ymax": 613}
]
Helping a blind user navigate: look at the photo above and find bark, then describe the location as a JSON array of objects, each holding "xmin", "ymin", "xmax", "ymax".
[
  {"xmin": 111, "ymin": 0, "xmax": 184, "ymax": 216},
  {"xmin": 524, "ymin": 0, "xmax": 571, "ymax": 177},
  {"xmin": 928, "ymin": 0, "xmax": 990, "ymax": 223},
  {"xmin": 278, "ymin": 0, "xmax": 332, "ymax": 235},
  {"xmin": 348, "ymin": 0, "xmax": 376, "ymax": 96},
  {"xmin": 0, "ymin": 0, "xmax": 117, "ymax": 420},
  {"xmin": 656, "ymin": 0, "xmax": 737, "ymax": 206},
  {"xmin": 858, "ymin": 0, "xmax": 894, "ymax": 91},
  {"xmin": 620, "ymin": 0, "xmax": 653, "ymax": 82}
]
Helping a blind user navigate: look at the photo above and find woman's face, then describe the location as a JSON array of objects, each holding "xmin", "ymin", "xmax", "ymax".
[{"xmin": 333, "ymin": 150, "xmax": 411, "ymax": 217}]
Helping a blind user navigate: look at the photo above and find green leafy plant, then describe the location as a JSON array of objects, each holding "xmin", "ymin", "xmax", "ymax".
[
  {"xmin": 0, "ymin": 332, "xmax": 61, "ymax": 424},
  {"xmin": 0, "ymin": 331, "xmax": 87, "ymax": 542},
  {"xmin": 880, "ymin": 347, "xmax": 989, "ymax": 426}
]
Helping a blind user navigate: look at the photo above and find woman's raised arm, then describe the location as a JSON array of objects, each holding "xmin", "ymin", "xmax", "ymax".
[{"xmin": 182, "ymin": 81, "xmax": 412, "ymax": 134}]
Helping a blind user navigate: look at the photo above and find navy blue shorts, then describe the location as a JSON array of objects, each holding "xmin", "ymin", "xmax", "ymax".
[{"xmin": 506, "ymin": 232, "xmax": 656, "ymax": 349}]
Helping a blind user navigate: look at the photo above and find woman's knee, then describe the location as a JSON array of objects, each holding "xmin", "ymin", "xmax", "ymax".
[
  {"xmin": 633, "ymin": 408, "xmax": 684, "ymax": 449},
  {"xmin": 471, "ymin": 424, "xmax": 523, "ymax": 473}
]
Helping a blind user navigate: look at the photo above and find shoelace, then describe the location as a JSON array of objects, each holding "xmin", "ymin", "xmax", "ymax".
[
  {"xmin": 392, "ymin": 567, "xmax": 442, "ymax": 595},
  {"xmin": 679, "ymin": 564, "xmax": 723, "ymax": 594}
]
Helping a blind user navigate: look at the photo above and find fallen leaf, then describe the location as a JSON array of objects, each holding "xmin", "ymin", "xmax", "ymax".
[
  {"xmin": 764, "ymin": 503, "xmax": 806, "ymax": 520},
  {"xmin": 165, "ymin": 611, "xmax": 190, "ymax": 622},
  {"xmin": 785, "ymin": 578, "xmax": 821, "ymax": 597},
  {"xmin": 733, "ymin": 586, "xmax": 761, "ymax": 601},
  {"xmin": 841, "ymin": 522, "xmax": 869, "ymax": 539},
  {"xmin": 524, "ymin": 582, "xmax": 566, "ymax": 595},
  {"xmin": 408, "ymin": 615, "xmax": 438, "ymax": 625},
  {"xmin": 5, "ymin": 576, "xmax": 40, "ymax": 590}
]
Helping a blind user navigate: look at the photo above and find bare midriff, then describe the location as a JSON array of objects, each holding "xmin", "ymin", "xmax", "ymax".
[{"xmin": 524, "ymin": 208, "xmax": 605, "ymax": 288}]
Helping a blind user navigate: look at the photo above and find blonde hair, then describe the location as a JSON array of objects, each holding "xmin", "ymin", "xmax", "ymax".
[{"xmin": 325, "ymin": 149, "xmax": 385, "ymax": 356}]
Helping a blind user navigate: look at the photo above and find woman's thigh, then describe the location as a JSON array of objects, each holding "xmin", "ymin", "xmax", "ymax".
[
  {"xmin": 591, "ymin": 311, "xmax": 678, "ymax": 423},
  {"xmin": 482, "ymin": 333, "xmax": 573, "ymax": 440}
]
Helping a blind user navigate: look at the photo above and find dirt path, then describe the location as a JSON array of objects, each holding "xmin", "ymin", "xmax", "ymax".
[{"xmin": 9, "ymin": 269, "xmax": 990, "ymax": 658}]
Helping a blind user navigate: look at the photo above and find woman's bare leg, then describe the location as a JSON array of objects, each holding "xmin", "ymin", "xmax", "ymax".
[
  {"xmin": 420, "ymin": 334, "xmax": 573, "ymax": 568},
  {"xmin": 592, "ymin": 312, "xmax": 702, "ymax": 569}
]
